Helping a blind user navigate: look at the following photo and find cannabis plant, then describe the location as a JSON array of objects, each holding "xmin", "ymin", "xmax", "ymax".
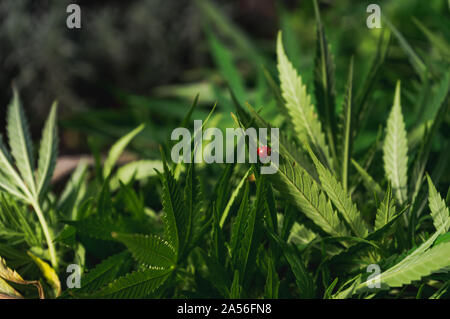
[{"xmin": 0, "ymin": 0, "xmax": 449, "ymax": 300}]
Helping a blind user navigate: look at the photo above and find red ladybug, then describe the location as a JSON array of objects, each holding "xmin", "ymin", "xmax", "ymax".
[{"xmin": 257, "ymin": 145, "xmax": 271, "ymax": 159}]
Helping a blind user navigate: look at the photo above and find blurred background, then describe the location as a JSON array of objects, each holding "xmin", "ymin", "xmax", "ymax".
[{"xmin": 0, "ymin": 0, "xmax": 448, "ymax": 183}]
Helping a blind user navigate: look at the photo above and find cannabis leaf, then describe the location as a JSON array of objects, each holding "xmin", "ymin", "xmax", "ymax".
[
  {"xmin": 309, "ymin": 147, "xmax": 369, "ymax": 238},
  {"xmin": 383, "ymin": 81, "xmax": 408, "ymax": 205},
  {"xmin": 94, "ymin": 267, "xmax": 173, "ymax": 299},
  {"xmin": 37, "ymin": 102, "xmax": 58, "ymax": 200},
  {"xmin": 103, "ymin": 124, "xmax": 145, "ymax": 179},
  {"xmin": 112, "ymin": 233, "xmax": 177, "ymax": 268},
  {"xmin": 277, "ymin": 31, "xmax": 333, "ymax": 170},
  {"xmin": 313, "ymin": 0, "xmax": 338, "ymax": 164},
  {"xmin": 274, "ymin": 158, "xmax": 350, "ymax": 238},
  {"xmin": 427, "ymin": 175, "xmax": 450, "ymax": 232},
  {"xmin": 7, "ymin": 88, "xmax": 37, "ymax": 195},
  {"xmin": 375, "ymin": 184, "xmax": 396, "ymax": 230},
  {"xmin": 0, "ymin": 89, "xmax": 59, "ymax": 268}
]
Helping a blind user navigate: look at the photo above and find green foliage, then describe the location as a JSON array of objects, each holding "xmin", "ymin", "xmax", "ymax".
[
  {"xmin": 383, "ymin": 81, "xmax": 409, "ymax": 205},
  {"xmin": 0, "ymin": 0, "xmax": 448, "ymax": 300}
]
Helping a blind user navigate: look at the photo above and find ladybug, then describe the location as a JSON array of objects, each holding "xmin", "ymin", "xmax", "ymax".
[{"xmin": 257, "ymin": 145, "xmax": 271, "ymax": 159}]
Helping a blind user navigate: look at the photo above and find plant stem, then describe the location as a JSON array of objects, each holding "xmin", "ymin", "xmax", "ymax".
[{"xmin": 30, "ymin": 199, "xmax": 58, "ymax": 269}]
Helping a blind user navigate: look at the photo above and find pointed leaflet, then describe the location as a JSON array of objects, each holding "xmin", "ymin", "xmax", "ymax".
[
  {"xmin": 334, "ymin": 219, "xmax": 450, "ymax": 298},
  {"xmin": 427, "ymin": 175, "xmax": 449, "ymax": 233},
  {"xmin": 272, "ymin": 157, "xmax": 350, "ymax": 238},
  {"xmin": 230, "ymin": 181, "xmax": 250, "ymax": 264},
  {"xmin": 220, "ymin": 167, "xmax": 251, "ymax": 228},
  {"xmin": 383, "ymin": 81, "xmax": 408, "ymax": 204},
  {"xmin": 235, "ymin": 174, "xmax": 265, "ymax": 285},
  {"xmin": 7, "ymin": 88, "xmax": 36, "ymax": 195},
  {"xmin": 103, "ymin": 124, "xmax": 145, "ymax": 178},
  {"xmin": 27, "ymin": 251, "xmax": 61, "ymax": 297},
  {"xmin": 57, "ymin": 160, "xmax": 88, "ymax": 218},
  {"xmin": 375, "ymin": 184, "xmax": 396, "ymax": 230},
  {"xmin": 62, "ymin": 251, "xmax": 130, "ymax": 297},
  {"xmin": 354, "ymin": 30, "xmax": 390, "ymax": 136},
  {"xmin": 277, "ymin": 31, "xmax": 333, "ymax": 170},
  {"xmin": 156, "ymin": 149, "xmax": 185, "ymax": 253},
  {"xmin": 264, "ymin": 251, "xmax": 279, "ymax": 299},
  {"xmin": 384, "ymin": 18, "xmax": 426, "ymax": 77},
  {"xmin": 313, "ymin": 0, "xmax": 337, "ymax": 163},
  {"xmin": 110, "ymin": 160, "xmax": 162, "ymax": 190},
  {"xmin": 268, "ymin": 230, "xmax": 315, "ymax": 298},
  {"xmin": 37, "ymin": 102, "xmax": 58, "ymax": 199},
  {"xmin": 113, "ymin": 232, "xmax": 177, "ymax": 268},
  {"xmin": 339, "ymin": 58, "xmax": 354, "ymax": 191},
  {"xmin": 339, "ymin": 241, "xmax": 450, "ymax": 298},
  {"xmin": 309, "ymin": 147, "xmax": 368, "ymax": 238},
  {"xmin": 0, "ymin": 168, "xmax": 26, "ymax": 202},
  {"xmin": 410, "ymin": 84, "xmax": 449, "ymax": 205},
  {"xmin": 351, "ymin": 159, "xmax": 384, "ymax": 200},
  {"xmin": 230, "ymin": 270, "xmax": 242, "ymax": 299},
  {"xmin": 180, "ymin": 162, "xmax": 196, "ymax": 259},
  {"xmin": 206, "ymin": 28, "xmax": 246, "ymax": 105},
  {"xmin": 94, "ymin": 267, "xmax": 173, "ymax": 299}
]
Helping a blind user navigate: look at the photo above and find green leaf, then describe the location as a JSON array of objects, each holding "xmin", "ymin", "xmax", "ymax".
[
  {"xmin": 264, "ymin": 251, "xmax": 279, "ymax": 299},
  {"xmin": 206, "ymin": 29, "xmax": 246, "ymax": 105},
  {"xmin": 384, "ymin": 18, "xmax": 426, "ymax": 77},
  {"xmin": 354, "ymin": 242, "xmax": 450, "ymax": 296},
  {"xmin": 383, "ymin": 81, "xmax": 408, "ymax": 205},
  {"xmin": 351, "ymin": 159, "xmax": 384, "ymax": 200},
  {"xmin": 112, "ymin": 232, "xmax": 177, "ymax": 268},
  {"xmin": 57, "ymin": 160, "xmax": 88, "ymax": 218},
  {"xmin": 234, "ymin": 175, "xmax": 265, "ymax": 285},
  {"xmin": 7, "ymin": 88, "xmax": 36, "ymax": 195},
  {"xmin": 272, "ymin": 158, "xmax": 350, "ymax": 238},
  {"xmin": 61, "ymin": 251, "xmax": 130, "ymax": 297},
  {"xmin": 181, "ymin": 162, "xmax": 196, "ymax": 259},
  {"xmin": 412, "ymin": 18, "xmax": 450, "ymax": 59},
  {"xmin": 335, "ymin": 219, "xmax": 450, "ymax": 298},
  {"xmin": 375, "ymin": 184, "xmax": 396, "ymax": 230},
  {"xmin": 229, "ymin": 270, "xmax": 241, "ymax": 299},
  {"xmin": 230, "ymin": 181, "xmax": 250, "ymax": 262},
  {"xmin": 268, "ymin": 230, "xmax": 315, "ymax": 298},
  {"xmin": 0, "ymin": 164, "xmax": 26, "ymax": 202},
  {"xmin": 354, "ymin": 30, "xmax": 390, "ymax": 135},
  {"xmin": 339, "ymin": 58, "xmax": 354, "ymax": 192},
  {"xmin": 211, "ymin": 202, "xmax": 227, "ymax": 266},
  {"xmin": 220, "ymin": 167, "xmax": 251, "ymax": 228},
  {"xmin": 103, "ymin": 124, "xmax": 145, "ymax": 179},
  {"xmin": 410, "ymin": 85, "xmax": 449, "ymax": 205},
  {"xmin": 199, "ymin": 249, "xmax": 230, "ymax": 297},
  {"xmin": 157, "ymin": 151, "xmax": 185, "ymax": 252},
  {"xmin": 94, "ymin": 267, "xmax": 173, "ymax": 299},
  {"xmin": 36, "ymin": 102, "xmax": 58, "ymax": 200},
  {"xmin": 277, "ymin": 31, "xmax": 333, "ymax": 170},
  {"xmin": 309, "ymin": 148, "xmax": 368, "ymax": 238},
  {"xmin": 27, "ymin": 251, "xmax": 61, "ymax": 297},
  {"xmin": 110, "ymin": 160, "xmax": 162, "ymax": 190},
  {"xmin": 427, "ymin": 175, "xmax": 450, "ymax": 233},
  {"xmin": 236, "ymin": 101, "xmax": 317, "ymax": 180},
  {"xmin": 313, "ymin": 0, "xmax": 338, "ymax": 163}
]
